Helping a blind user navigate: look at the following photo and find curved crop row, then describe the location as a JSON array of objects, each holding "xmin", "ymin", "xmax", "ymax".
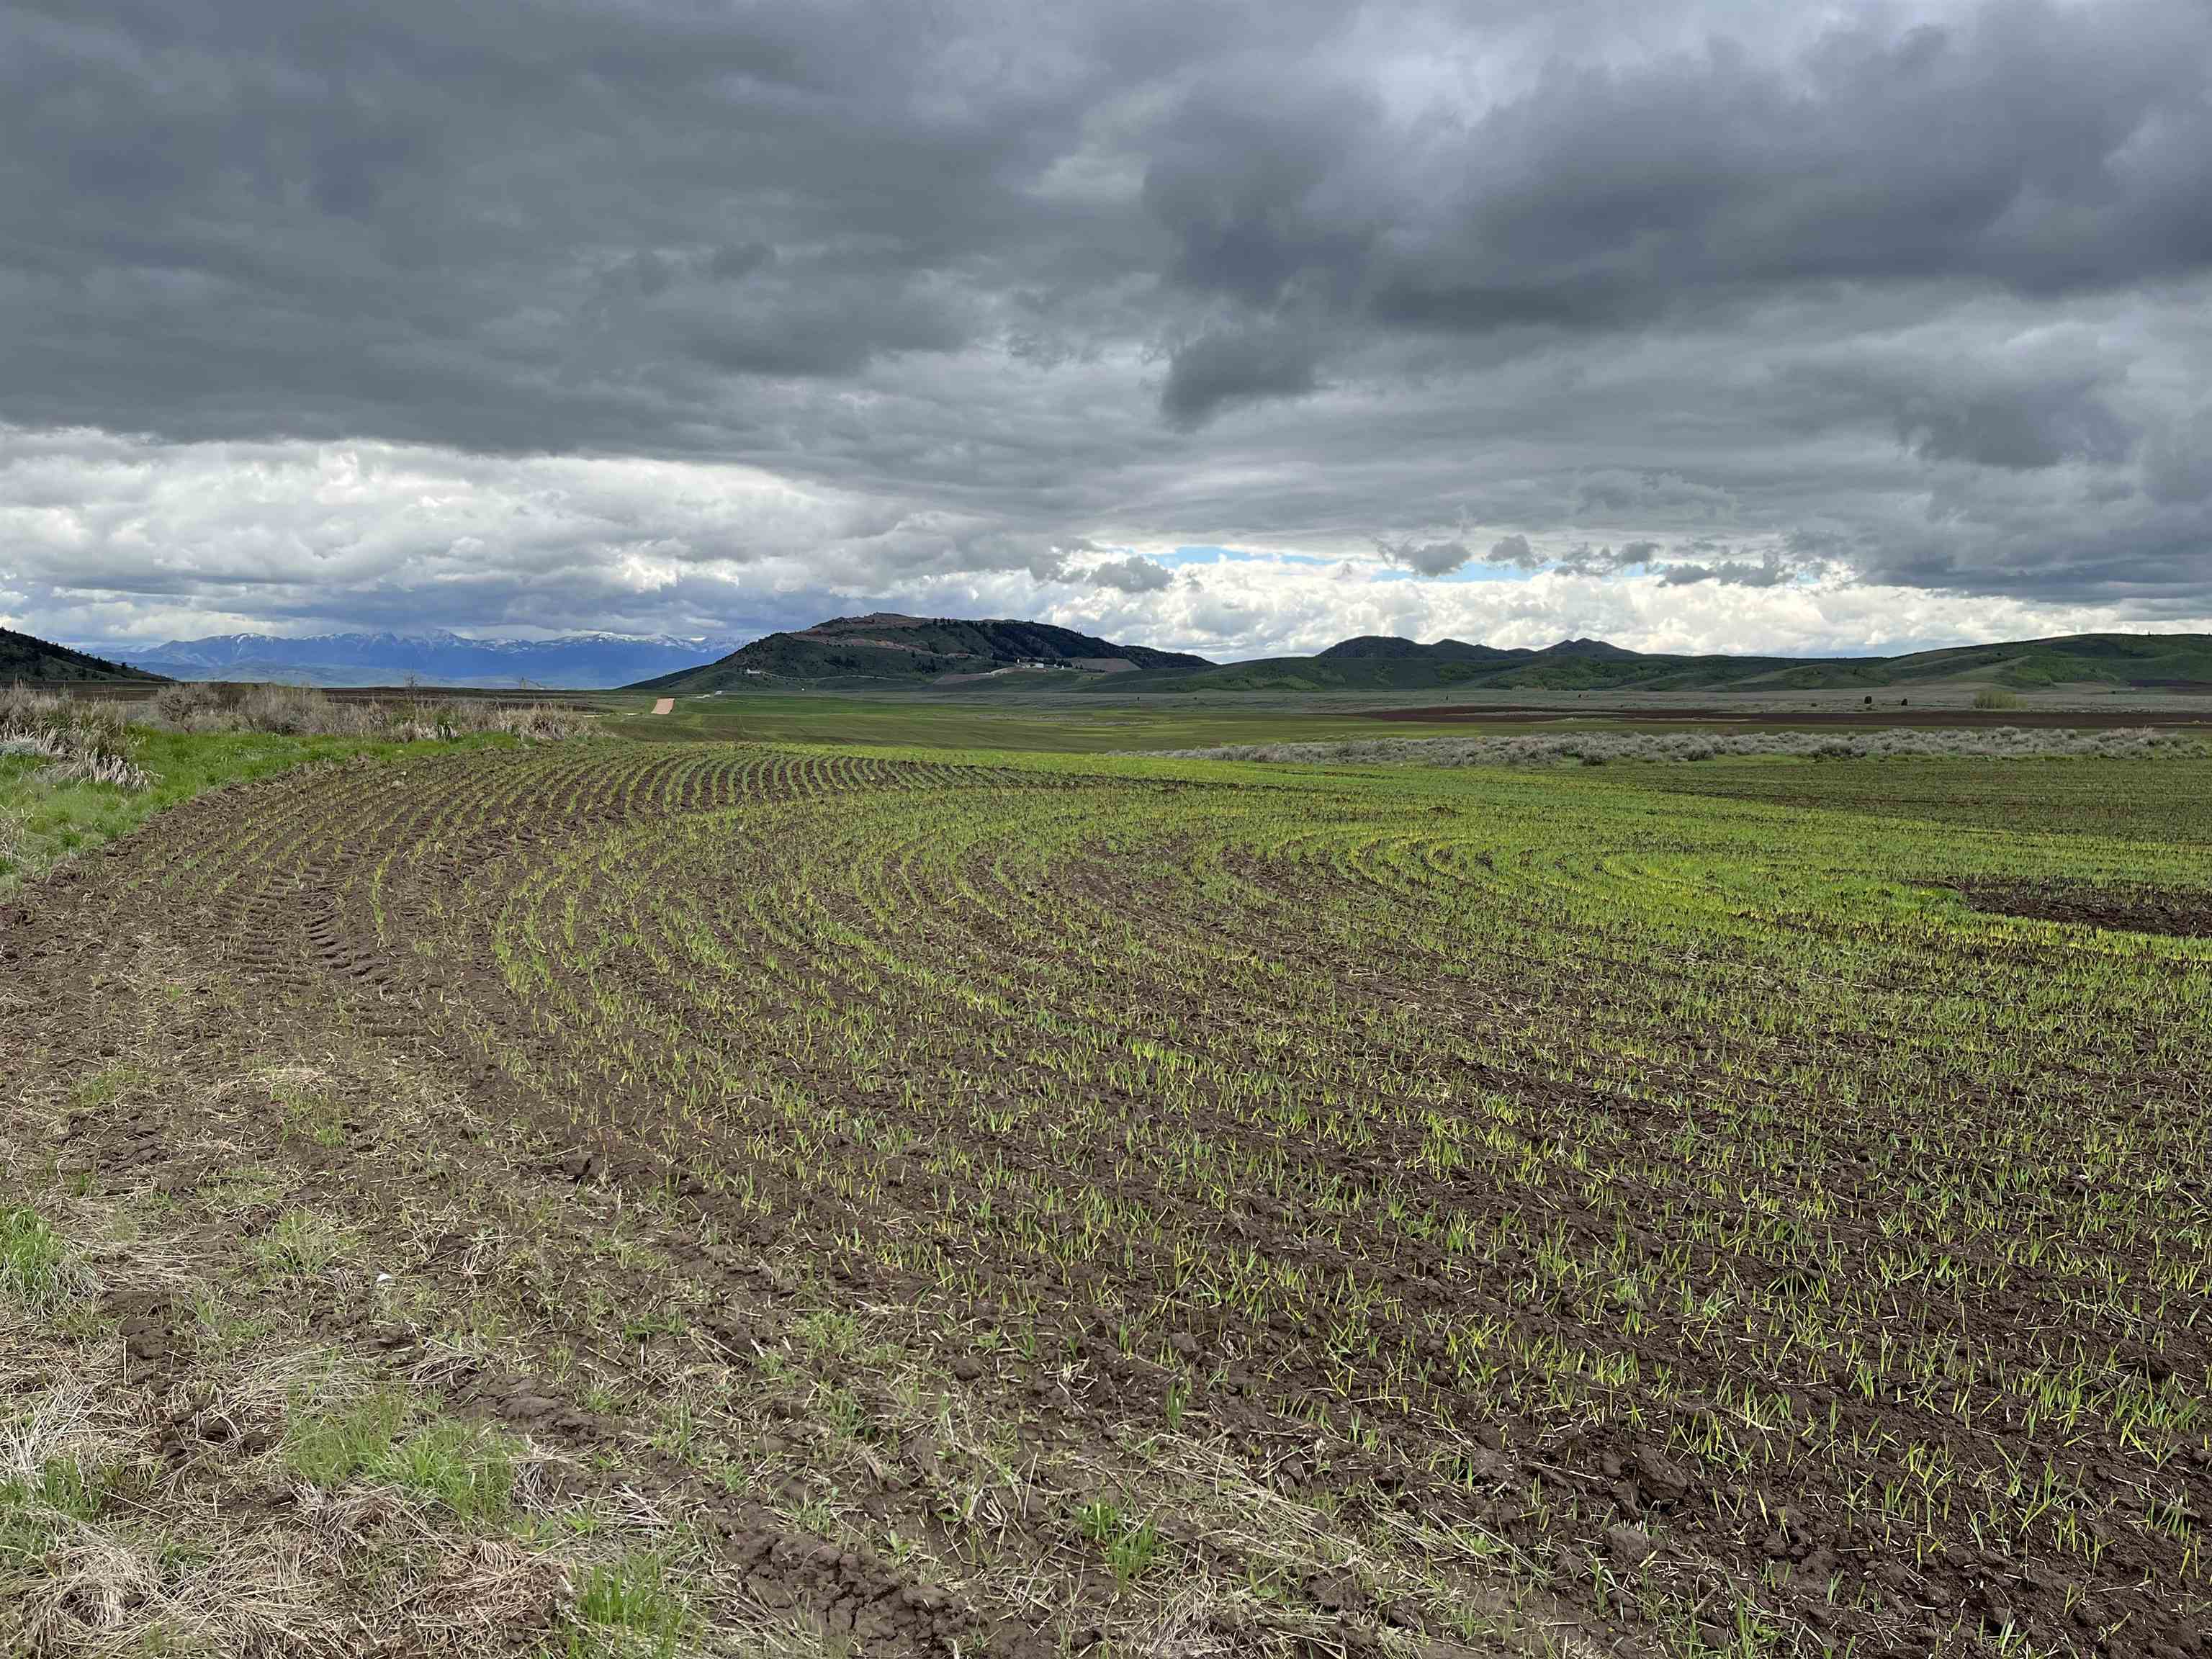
[{"xmin": 97, "ymin": 740, "xmax": 2212, "ymax": 1655}]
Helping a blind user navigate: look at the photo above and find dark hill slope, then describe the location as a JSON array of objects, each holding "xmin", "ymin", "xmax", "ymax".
[
  {"xmin": 1100, "ymin": 631, "xmax": 2212, "ymax": 693},
  {"xmin": 634, "ymin": 613, "xmax": 1213, "ymax": 691},
  {"xmin": 1103, "ymin": 637, "xmax": 1809, "ymax": 693},
  {"xmin": 1, "ymin": 628, "xmax": 167, "ymax": 683},
  {"xmin": 1314, "ymin": 635, "xmax": 1523, "ymax": 665}
]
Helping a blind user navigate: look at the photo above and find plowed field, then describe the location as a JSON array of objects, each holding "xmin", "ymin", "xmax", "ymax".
[{"xmin": 8, "ymin": 742, "xmax": 2212, "ymax": 1658}]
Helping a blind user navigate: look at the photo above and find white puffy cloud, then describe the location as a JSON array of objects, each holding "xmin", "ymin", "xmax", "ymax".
[{"xmin": 7, "ymin": 421, "xmax": 2211, "ymax": 661}]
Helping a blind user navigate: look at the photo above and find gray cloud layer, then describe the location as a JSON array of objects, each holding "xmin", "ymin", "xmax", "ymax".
[
  {"xmin": 3, "ymin": 0, "xmax": 2211, "ymax": 649},
  {"xmin": 1148, "ymin": 4, "xmax": 2212, "ymax": 328}
]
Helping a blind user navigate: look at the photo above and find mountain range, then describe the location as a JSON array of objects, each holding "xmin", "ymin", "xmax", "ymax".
[
  {"xmin": 1091, "ymin": 630, "xmax": 2212, "ymax": 693},
  {"xmin": 644, "ymin": 618, "xmax": 2212, "ymax": 695},
  {"xmin": 11, "ymin": 616, "xmax": 2212, "ymax": 695},
  {"xmin": 73, "ymin": 629, "xmax": 740, "ymax": 688}
]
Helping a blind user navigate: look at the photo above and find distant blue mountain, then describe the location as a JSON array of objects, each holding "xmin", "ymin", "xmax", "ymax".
[{"xmin": 77, "ymin": 629, "xmax": 743, "ymax": 689}]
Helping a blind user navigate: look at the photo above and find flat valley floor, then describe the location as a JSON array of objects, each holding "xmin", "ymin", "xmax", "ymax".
[{"xmin": 6, "ymin": 736, "xmax": 2212, "ymax": 1658}]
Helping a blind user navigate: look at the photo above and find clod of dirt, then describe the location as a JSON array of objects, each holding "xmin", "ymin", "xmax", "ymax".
[
  {"xmin": 1305, "ymin": 1570, "xmax": 1364, "ymax": 1612},
  {"xmin": 107, "ymin": 1289, "xmax": 181, "ymax": 1382},
  {"xmin": 1459, "ymin": 1447, "xmax": 1514, "ymax": 1483},
  {"xmin": 557, "ymin": 1148, "xmax": 607, "ymax": 1182},
  {"xmin": 485, "ymin": 1377, "xmax": 604, "ymax": 1439},
  {"xmin": 1606, "ymin": 1523, "xmax": 1656, "ymax": 1568},
  {"xmin": 1975, "ymin": 1585, "xmax": 2017, "ymax": 1632},
  {"xmin": 1632, "ymin": 1446, "xmax": 1691, "ymax": 1503}
]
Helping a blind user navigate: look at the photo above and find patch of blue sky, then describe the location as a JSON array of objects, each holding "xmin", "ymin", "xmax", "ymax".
[
  {"xmin": 1433, "ymin": 563, "xmax": 1532, "ymax": 585},
  {"xmin": 1169, "ymin": 544, "xmax": 1537, "ymax": 583},
  {"xmin": 1374, "ymin": 563, "xmax": 1536, "ymax": 585},
  {"xmin": 1163, "ymin": 544, "xmax": 1332, "ymax": 568}
]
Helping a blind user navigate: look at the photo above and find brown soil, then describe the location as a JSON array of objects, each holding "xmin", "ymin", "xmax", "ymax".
[
  {"xmin": 1364, "ymin": 703, "xmax": 2212, "ymax": 729},
  {"xmin": 8, "ymin": 742, "xmax": 2210, "ymax": 1658},
  {"xmin": 6, "ymin": 749, "xmax": 1563, "ymax": 1657},
  {"xmin": 1955, "ymin": 878, "xmax": 2212, "ymax": 937}
]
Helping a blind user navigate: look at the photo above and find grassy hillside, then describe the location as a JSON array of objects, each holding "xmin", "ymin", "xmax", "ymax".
[
  {"xmin": 637, "ymin": 613, "xmax": 1212, "ymax": 692},
  {"xmin": 635, "ymin": 616, "xmax": 2212, "ymax": 698},
  {"xmin": 1313, "ymin": 634, "xmax": 1524, "ymax": 665},
  {"xmin": 1104, "ymin": 630, "xmax": 2212, "ymax": 694},
  {"xmin": 1863, "ymin": 632, "xmax": 2212, "ymax": 688},
  {"xmin": 1101, "ymin": 638, "xmax": 1811, "ymax": 693},
  {"xmin": 1, "ymin": 626, "xmax": 166, "ymax": 683}
]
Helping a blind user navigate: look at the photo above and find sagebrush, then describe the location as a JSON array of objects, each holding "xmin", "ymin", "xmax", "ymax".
[
  {"xmin": 0, "ymin": 688, "xmax": 153, "ymax": 788},
  {"xmin": 149, "ymin": 681, "xmax": 588, "ymax": 742},
  {"xmin": 1158, "ymin": 724, "xmax": 2208, "ymax": 768}
]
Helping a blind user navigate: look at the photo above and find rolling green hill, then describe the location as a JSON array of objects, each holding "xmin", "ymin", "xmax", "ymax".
[
  {"xmin": 636, "ymin": 616, "xmax": 2212, "ymax": 697},
  {"xmin": 1, "ymin": 626, "xmax": 167, "ymax": 684},
  {"xmin": 1100, "ymin": 631, "xmax": 2212, "ymax": 694},
  {"xmin": 1857, "ymin": 633, "xmax": 2212, "ymax": 689},
  {"xmin": 632, "ymin": 613, "xmax": 1213, "ymax": 691},
  {"xmin": 1099, "ymin": 635, "xmax": 1812, "ymax": 693}
]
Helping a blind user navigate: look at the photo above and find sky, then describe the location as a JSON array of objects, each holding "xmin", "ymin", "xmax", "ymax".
[{"xmin": 3, "ymin": 0, "xmax": 2211, "ymax": 660}]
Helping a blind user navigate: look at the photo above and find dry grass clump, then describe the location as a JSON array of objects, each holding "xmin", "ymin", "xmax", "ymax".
[
  {"xmin": 151, "ymin": 682, "xmax": 588, "ymax": 742},
  {"xmin": 1159, "ymin": 724, "xmax": 2211, "ymax": 768},
  {"xmin": 1, "ymin": 682, "xmax": 585, "ymax": 809},
  {"xmin": 4, "ymin": 681, "xmax": 590, "ymax": 748},
  {"xmin": 480, "ymin": 701, "xmax": 590, "ymax": 742},
  {"xmin": 148, "ymin": 680, "xmax": 235, "ymax": 729},
  {"xmin": 0, "ymin": 688, "xmax": 156, "ymax": 789},
  {"xmin": 0, "ymin": 1184, "xmax": 655, "ymax": 1659}
]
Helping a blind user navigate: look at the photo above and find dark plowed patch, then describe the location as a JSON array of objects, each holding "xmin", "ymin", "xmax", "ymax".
[
  {"xmin": 1957, "ymin": 878, "xmax": 2212, "ymax": 936},
  {"xmin": 1365, "ymin": 701, "xmax": 2212, "ymax": 729}
]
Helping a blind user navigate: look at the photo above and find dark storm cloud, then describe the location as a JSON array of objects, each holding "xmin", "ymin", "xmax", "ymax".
[
  {"xmin": 1159, "ymin": 327, "xmax": 1322, "ymax": 426},
  {"xmin": 1776, "ymin": 355, "xmax": 2139, "ymax": 471},
  {"xmin": 1661, "ymin": 555, "xmax": 1791, "ymax": 588},
  {"xmin": 1845, "ymin": 489, "xmax": 2212, "ymax": 604},
  {"xmin": 1089, "ymin": 554, "xmax": 1175, "ymax": 593},
  {"xmin": 1898, "ymin": 389, "xmax": 2134, "ymax": 472},
  {"xmin": 2143, "ymin": 413, "xmax": 2212, "ymax": 505},
  {"xmin": 4, "ymin": 0, "xmax": 2212, "ymax": 644},
  {"xmin": 0, "ymin": 0, "xmax": 1157, "ymax": 451},
  {"xmin": 1375, "ymin": 538, "xmax": 1470, "ymax": 577},
  {"xmin": 1143, "ymin": 1, "xmax": 2212, "ymax": 333},
  {"xmin": 1552, "ymin": 541, "xmax": 1664, "ymax": 577}
]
